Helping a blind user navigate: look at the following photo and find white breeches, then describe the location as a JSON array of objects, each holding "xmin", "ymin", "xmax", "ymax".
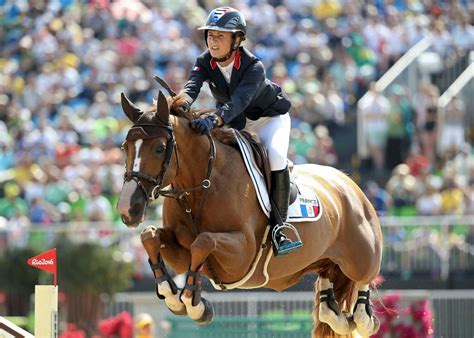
[{"xmin": 243, "ymin": 113, "xmax": 291, "ymax": 171}]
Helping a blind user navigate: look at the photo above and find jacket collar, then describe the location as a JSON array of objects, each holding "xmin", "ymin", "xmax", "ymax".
[{"xmin": 209, "ymin": 49, "xmax": 242, "ymax": 70}]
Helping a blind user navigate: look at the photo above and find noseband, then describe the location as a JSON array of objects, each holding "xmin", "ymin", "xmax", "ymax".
[{"xmin": 123, "ymin": 123, "xmax": 178, "ymax": 201}]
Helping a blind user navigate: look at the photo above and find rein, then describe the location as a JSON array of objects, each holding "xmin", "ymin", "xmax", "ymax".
[
  {"xmin": 159, "ymin": 134, "xmax": 216, "ymax": 225},
  {"xmin": 160, "ymin": 134, "xmax": 226, "ymax": 290}
]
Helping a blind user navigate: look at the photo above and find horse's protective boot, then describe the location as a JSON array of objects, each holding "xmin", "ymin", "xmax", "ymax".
[{"xmin": 270, "ymin": 166, "xmax": 302, "ymax": 256}]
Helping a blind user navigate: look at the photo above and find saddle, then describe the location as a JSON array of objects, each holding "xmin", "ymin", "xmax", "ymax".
[{"xmin": 233, "ymin": 131, "xmax": 297, "ymax": 204}]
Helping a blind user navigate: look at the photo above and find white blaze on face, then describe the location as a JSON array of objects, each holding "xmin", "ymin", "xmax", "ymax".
[
  {"xmin": 117, "ymin": 139, "xmax": 144, "ymax": 219},
  {"xmin": 133, "ymin": 139, "xmax": 143, "ymax": 171}
]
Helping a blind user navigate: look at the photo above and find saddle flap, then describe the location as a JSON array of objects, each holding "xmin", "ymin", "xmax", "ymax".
[{"xmin": 238, "ymin": 131, "xmax": 272, "ymax": 191}]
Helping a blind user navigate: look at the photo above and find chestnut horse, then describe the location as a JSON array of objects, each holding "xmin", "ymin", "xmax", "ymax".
[{"xmin": 117, "ymin": 90, "xmax": 383, "ymax": 337}]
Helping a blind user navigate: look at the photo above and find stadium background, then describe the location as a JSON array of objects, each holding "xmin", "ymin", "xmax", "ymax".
[{"xmin": 0, "ymin": 0, "xmax": 473, "ymax": 337}]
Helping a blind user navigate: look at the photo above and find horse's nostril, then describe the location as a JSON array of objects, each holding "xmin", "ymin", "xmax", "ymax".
[{"xmin": 130, "ymin": 203, "xmax": 143, "ymax": 218}]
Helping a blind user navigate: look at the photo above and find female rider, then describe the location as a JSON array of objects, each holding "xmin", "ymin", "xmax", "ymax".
[{"xmin": 178, "ymin": 7, "xmax": 301, "ymax": 256}]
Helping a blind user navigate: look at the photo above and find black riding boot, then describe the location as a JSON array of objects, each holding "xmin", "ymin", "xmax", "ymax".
[{"xmin": 270, "ymin": 166, "xmax": 302, "ymax": 256}]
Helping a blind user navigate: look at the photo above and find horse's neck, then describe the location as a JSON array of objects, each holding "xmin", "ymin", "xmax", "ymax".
[
  {"xmin": 172, "ymin": 118, "xmax": 217, "ymax": 188},
  {"xmin": 172, "ymin": 118, "xmax": 246, "ymax": 191}
]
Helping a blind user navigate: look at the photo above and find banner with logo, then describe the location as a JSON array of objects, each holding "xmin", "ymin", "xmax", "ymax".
[{"xmin": 27, "ymin": 248, "xmax": 57, "ymax": 286}]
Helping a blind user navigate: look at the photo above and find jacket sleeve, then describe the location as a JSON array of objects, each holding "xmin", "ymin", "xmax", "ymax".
[
  {"xmin": 182, "ymin": 59, "xmax": 208, "ymax": 106},
  {"xmin": 216, "ymin": 61, "xmax": 265, "ymax": 125}
]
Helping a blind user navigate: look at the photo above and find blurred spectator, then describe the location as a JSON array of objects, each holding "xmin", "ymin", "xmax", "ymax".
[
  {"xmin": 385, "ymin": 164, "xmax": 417, "ymax": 214},
  {"xmin": 451, "ymin": 14, "xmax": 474, "ymax": 52},
  {"xmin": 84, "ymin": 182, "xmax": 114, "ymax": 222},
  {"xmin": 415, "ymin": 178, "xmax": 442, "ymax": 216},
  {"xmin": 365, "ymin": 180, "xmax": 392, "ymax": 215},
  {"xmin": 358, "ymin": 82, "xmax": 390, "ymax": 173},
  {"xmin": 440, "ymin": 177, "xmax": 465, "ymax": 216},
  {"xmin": 308, "ymin": 125, "xmax": 337, "ymax": 166},
  {"xmin": 134, "ymin": 312, "xmax": 155, "ymax": 338},
  {"xmin": 405, "ymin": 148, "xmax": 430, "ymax": 177},
  {"xmin": 439, "ymin": 96, "xmax": 466, "ymax": 159},
  {"xmin": 428, "ymin": 19, "xmax": 453, "ymax": 58},
  {"xmin": 412, "ymin": 83, "xmax": 439, "ymax": 166},
  {"xmin": 0, "ymin": 182, "xmax": 28, "ymax": 220},
  {"xmin": 385, "ymin": 85, "xmax": 414, "ymax": 170}
]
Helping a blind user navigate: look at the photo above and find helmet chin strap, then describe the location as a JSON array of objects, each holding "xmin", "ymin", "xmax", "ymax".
[
  {"xmin": 211, "ymin": 35, "xmax": 239, "ymax": 63},
  {"xmin": 212, "ymin": 49, "xmax": 235, "ymax": 63}
]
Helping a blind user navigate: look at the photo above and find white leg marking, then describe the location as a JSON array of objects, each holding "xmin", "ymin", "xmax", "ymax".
[
  {"xmin": 181, "ymin": 293, "xmax": 205, "ymax": 320},
  {"xmin": 158, "ymin": 281, "xmax": 185, "ymax": 313},
  {"xmin": 318, "ymin": 278, "xmax": 355, "ymax": 335},
  {"xmin": 353, "ymin": 284, "xmax": 380, "ymax": 337}
]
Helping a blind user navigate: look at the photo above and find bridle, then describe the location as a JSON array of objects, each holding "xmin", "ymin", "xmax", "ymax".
[
  {"xmin": 122, "ymin": 122, "xmax": 217, "ymax": 209},
  {"xmin": 123, "ymin": 123, "xmax": 178, "ymax": 201}
]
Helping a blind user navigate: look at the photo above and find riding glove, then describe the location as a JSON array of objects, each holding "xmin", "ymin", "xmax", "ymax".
[{"xmin": 190, "ymin": 114, "xmax": 219, "ymax": 135}]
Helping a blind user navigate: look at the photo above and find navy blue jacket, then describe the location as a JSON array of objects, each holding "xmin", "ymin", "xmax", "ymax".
[{"xmin": 182, "ymin": 47, "xmax": 291, "ymax": 130}]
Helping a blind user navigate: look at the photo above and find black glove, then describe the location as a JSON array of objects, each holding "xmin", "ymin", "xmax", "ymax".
[{"xmin": 190, "ymin": 114, "xmax": 219, "ymax": 135}]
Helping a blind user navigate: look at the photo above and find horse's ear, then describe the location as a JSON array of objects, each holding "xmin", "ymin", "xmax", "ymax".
[
  {"xmin": 156, "ymin": 90, "xmax": 170, "ymax": 124},
  {"xmin": 121, "ymin": 92, "xmax": 143, "ymax": 123}
]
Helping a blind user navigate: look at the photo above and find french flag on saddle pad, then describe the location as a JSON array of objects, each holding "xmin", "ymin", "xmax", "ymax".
[{"xmin": 299, "ymin": 203, "xmax": 320, "ymax": 218}]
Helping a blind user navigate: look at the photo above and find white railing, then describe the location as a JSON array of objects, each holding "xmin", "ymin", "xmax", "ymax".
[{"xmin": 2, "ymin": 216, "xmax": 473, "ymax": 280}]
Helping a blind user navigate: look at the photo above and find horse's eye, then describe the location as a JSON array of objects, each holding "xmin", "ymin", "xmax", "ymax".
[{"xmin": 156, "ymin": 145, "xmax": 166, "ymax": 154}]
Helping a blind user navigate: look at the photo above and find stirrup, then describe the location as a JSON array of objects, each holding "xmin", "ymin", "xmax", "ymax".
[{"xmin": 271, "ymin": 223, "xmax": 303, "ymax": 256}]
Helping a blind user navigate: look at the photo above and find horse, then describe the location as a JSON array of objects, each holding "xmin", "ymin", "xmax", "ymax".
[{"xmin": 117, "ymin": 88, "xmax": 383, "ymax": 337}]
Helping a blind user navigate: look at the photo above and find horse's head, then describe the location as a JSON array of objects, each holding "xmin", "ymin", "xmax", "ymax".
[{"xmin": 117, "ymin": 91, "xmax": 177, "ymax": 227}]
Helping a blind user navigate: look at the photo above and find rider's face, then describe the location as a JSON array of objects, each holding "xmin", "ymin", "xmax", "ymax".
[{"xmin": 207, "ymin": 30, "xmax": 234, "ymax": 58}]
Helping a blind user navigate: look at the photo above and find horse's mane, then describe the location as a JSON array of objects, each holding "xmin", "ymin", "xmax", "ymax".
[{"xmin": 148, "ymin": 92, "xmax": 238, "ymax": 146}]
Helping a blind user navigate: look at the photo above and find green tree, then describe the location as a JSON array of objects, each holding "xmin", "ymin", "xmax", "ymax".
[
  {"xmin": 55, "ymin": 237, "xmax": 134, "ymax": 335},
  {"xmin": 0, "ymin": 247, "xmax": 41, "ymax": 316}
]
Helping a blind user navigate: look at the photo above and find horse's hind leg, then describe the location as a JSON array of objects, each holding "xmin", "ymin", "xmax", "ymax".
[
  {"xmin": 352, "ymin": 284, "xmax": 380, "ymax": 337},
  {"xmin": 141, "ymin": 225, "xmax": 189, "ymax": 315}
]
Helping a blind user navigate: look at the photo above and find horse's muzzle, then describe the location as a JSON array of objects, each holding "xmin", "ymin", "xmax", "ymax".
[
  {"xmin": 121, "ymin": 215, "xmax": 140, "ymax": 228},
  {"xmin": 117, "ymin": 181, "xmax": 147, "ymax": 227}
]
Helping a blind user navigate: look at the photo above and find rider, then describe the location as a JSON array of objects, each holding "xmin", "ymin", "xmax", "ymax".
[{"xmin": 177, "ymin": 7, "xmax": 302, "ymax": 256}]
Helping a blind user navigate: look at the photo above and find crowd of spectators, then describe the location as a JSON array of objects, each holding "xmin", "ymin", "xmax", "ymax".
[{"xmin": 0, "ymin": 1, "xmax": 473, "ymax": 270}]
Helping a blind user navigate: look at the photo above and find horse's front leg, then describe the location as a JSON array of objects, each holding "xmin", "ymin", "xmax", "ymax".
[
  {"xmin": 141, "ymin": 225, "xmax": 191, "ymax": 316},
  {"xmin": 180, "ymin": 231, "xmax": 247, "ymax": 325}
]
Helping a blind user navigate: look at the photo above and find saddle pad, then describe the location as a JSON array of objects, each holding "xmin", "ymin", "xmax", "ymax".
[{"xmin": 234, "ymin": 131, "xmax": 322, "ymax": 222}]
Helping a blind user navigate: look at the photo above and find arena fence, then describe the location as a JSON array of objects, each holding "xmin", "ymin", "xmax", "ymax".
[
  {"xmin": 3, "ymin": 215, "xmax": 471, "ymax": 283},
  {"xmin": 105, "ymin": 290, "xmax": 474, "ymax": 338}
]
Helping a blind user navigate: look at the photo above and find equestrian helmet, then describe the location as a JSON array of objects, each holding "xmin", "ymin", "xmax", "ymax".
[{"xmin": 198, "ymin": 7, "xmax": 246, "ymax": 41}]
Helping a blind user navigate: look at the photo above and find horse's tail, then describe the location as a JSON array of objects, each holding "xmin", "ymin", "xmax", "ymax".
[{"xmin": 312, "ymin": 265, "xmax": 358, "ymax": 338}]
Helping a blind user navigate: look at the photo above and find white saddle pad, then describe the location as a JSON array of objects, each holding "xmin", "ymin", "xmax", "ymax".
[{"xmin": 234, "ymin": 131, "xmax": 322, "ymax": 223}]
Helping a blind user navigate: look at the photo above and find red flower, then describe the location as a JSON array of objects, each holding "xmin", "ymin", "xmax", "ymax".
[{"xmin": 59, "ymin": 323, "xmax": 86, "ymax": 338}]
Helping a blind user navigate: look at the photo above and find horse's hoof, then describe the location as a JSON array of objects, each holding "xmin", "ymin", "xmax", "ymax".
[
  {"xmin": 195, "ymin": 297, "xmax": 214, "ymax": 325},
  {"xmin": 141, "ymin": 226, "xmax": 158, "ymax": 242}
]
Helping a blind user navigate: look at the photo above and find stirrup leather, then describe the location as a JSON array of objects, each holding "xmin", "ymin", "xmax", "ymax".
[{"xmin": 271, "ymin": 222, "xmax": 303, "ymax": 256}]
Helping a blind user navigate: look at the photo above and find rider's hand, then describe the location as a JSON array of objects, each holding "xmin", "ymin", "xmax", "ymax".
[
  {"xmin": 174, "ymin": 103, "xmax": 190, "ymax": 117},
  {"xmin": 190, "ymin": 114, "xmax": 219, "ymax": 135}
]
